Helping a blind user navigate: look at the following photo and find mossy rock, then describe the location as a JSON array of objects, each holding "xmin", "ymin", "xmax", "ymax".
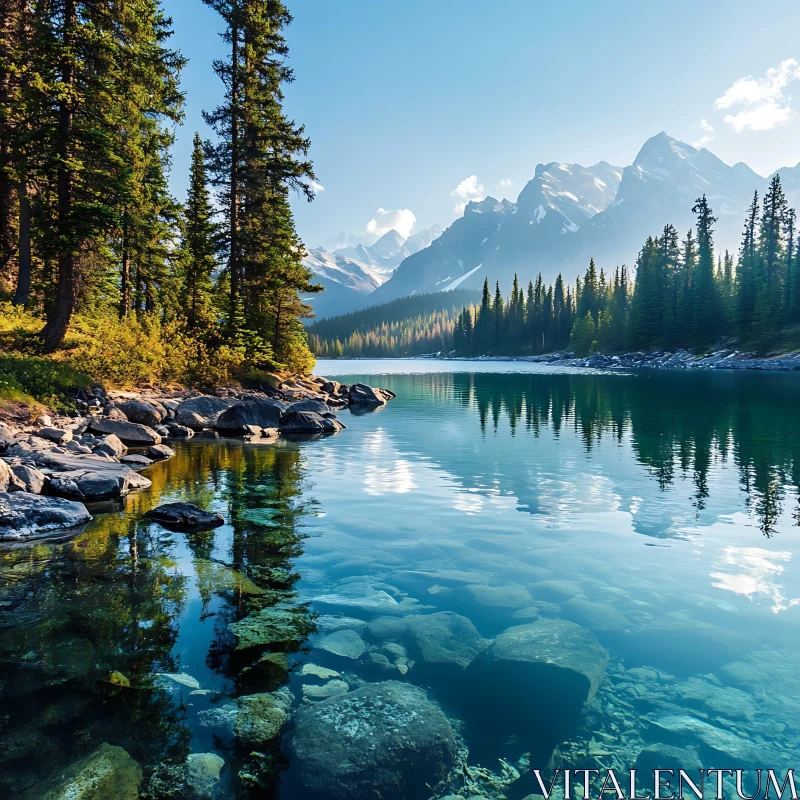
[{"xmin": 24, "ymin": 742, "xmax": 142, "ymax": 800}]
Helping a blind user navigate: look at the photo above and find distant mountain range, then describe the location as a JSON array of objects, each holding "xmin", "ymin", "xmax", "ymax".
[
  {"xmin": 304, "ymin": 132, "xmax": 800, "ymax": 319},
  {"xmin": 302, "ymin": 225, "xmax": 442, "ymax": 319}
]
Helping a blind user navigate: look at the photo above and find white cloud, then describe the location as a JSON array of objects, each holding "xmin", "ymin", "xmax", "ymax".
[
  {"xmin": 692, "ymin": 119, "xmax": 715, "ymax": 148},
  {"xmin": 451, "ymin": 175, "xmax": 485, "ymax": 215},
  {"xmin": 365, "ymin": 207, "xmax": 416, "ymax": 239},
  {"xmin": 310, "ymin": 180, "xmax": 325, "ymax": 193},
  {"xmin": 715, "ymin": 58, "xmax": 800, "ymax": 132},
  {"xmin": 500, "ymin": 178, "xmax": 513, "ymax": 187}
]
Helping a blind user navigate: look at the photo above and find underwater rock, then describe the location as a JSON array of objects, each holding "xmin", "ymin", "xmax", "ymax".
[
  {"xmin": 634, "ymin": 743, "xmax": 702, "ymax": 776},
  {"xmin": 185, "ymin": 753, "xmax": 224, "ymax": 799},
  {"xmin": 623, "ymin": 613, "xmax": 748, "ymax": 675},
  {"xmin": 301, "ymin": 663, "xmax": 341, "ymax": 680},
  {"xmin": 0, "ymin": 492, "xmax": 91, "ymax": 542},
  {"xmin": 302, "ymin": 679, "xmax": 350, "ymax": 701},
  {"xmin": 175, "ymin": 395, "xmax": 238, "ymax": 430},
  {"xmin": 158, "ymin": 672, "xmax": 201, "ymax": 689},
  {"xmin": 240, "ymin": 651, "xmax": 289, "ymax": 685},
  {"xmin": 315, "ymin": 615, "xmax": 368, "ymax": 633},
  {"xmin": 88, "ymin": 417, "xmax": 161, "ymax": 445},
  {"xmin": 228, "ymin": 603, "xmax": 313, "ymax": 650},
  {"xmin": 144, "ymin": 502, "xmax": 224, "ymax": 531},
  {"xmin": 22, "ymin": 742, "xmax": 142, "ymax": 800},
  {"xmin": 367, "ymin": 611, "xmax": 487, "ymax": 672},
  {"xmin": 317, "ymin": 629, "xmax": 367, "ymax": 659},
  {"xmin": 236, "ymin": 689, "xmax": 293, "ymax": 748},
  {"xmin": 561, "ymin": 596, "xmax": 632, "ymax": 635},
  {"xmin": 674, "ymin": 676, "xmax": 758, "ymax": 720},
  {"xmin": 465, "ymin": 619, "xmax": 608, "ymax": 759},
  {"xmin": 644, "ymin": 714, "xmax": 767, "ymax": 766},
  {"xmin": 460, "ymin": 583, "xmax": 533, "ymax": 609},
  {"xmin": 528, "ymin": 579, "xmax": 582, "ymax": 602},
  {"xmin": 215, "ymin": 398, "xmax": 286, "ymax": 434},
  {"xmin": 287, "ymin": 680, "xmax": 457, "ymax": 800}
]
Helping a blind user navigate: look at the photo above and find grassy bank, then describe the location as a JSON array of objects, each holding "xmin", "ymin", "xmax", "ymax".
[{"xmin": 0, "ymin": 303, "xmax": 285, "ymax": 417}]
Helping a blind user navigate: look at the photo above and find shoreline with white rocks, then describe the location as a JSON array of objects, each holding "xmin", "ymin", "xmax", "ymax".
[
  {"xmin": 417, "ymin": 348, "xmax": 800, "ymax": 372},
  {"xmin": 0, "ymin": 375, "xmax": 394, "ymax": 543}
]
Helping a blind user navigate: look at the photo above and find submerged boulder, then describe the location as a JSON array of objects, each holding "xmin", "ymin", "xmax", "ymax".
[
  {"xmin": 0, "ymin": 492, "xmax": 91, "ymax": 542},
  {"xmin": 88, "ymin": 418, "xmax": 161, "ymax": 446},
  {"xmin": 175, "ymin": 395, "xmax": 238, "ymax": 430},
  {"xmin": 228, "ymin": 603, "xmax": 313, "ymax": 650},
  {"xmin": 144, "ymin": 502, "xmax": 224, "ymax": 530},
  {"xmin": 236, "ymin": 689, "xmax": 293, "ymax": 748},
  {"xmin": 287, "ymin": 681, "xmax": 457, "ymax": 800},
  {"xmin": 215, "ymin": 397, "xmax": 286, "ymax": 434},
  {"xmin": 465, "ymin": 619, "xmax": 608, "ymax": 758},
  {"xmin": 368, "ymin": 611, "xmax": 487, "ymax": 673},
  {"xmin": 20, "ymin": 742, "xmax": 141, "ymax": 800}
]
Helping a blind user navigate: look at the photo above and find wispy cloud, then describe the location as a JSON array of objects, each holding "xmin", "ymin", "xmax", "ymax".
[
  {"xmin": 451, "ymin": 175, "xmax": 485, "ymax": 215},
  {"xmin": 692, "ymin": 119, "xmax": 715, "ymax": 148},
  {"xmin": 715, "ymin": 58, "xmax": 800, "ymax": 132},
  {"xmin": 310, "ymin": 180, "xmax": 326, "ymax": 193},
  {"xmin": 366, "ymin": 208, "xmax": 416, "ymax": 239},
  {"xmin": 499, "ymin": 178, "xmax": 513, "ymax": 187}
]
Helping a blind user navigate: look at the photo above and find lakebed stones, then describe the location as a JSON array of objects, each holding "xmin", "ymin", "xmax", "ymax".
[
  {"xmin": 367, "ymin": 611, "xmax": 487, "ymax": 674},
  {"xmin": 20, "ymin": 742, "xmax": 142, "ymax": 800},
  {"xmin": 88, "ymin": 417, "xmax": 161, "ymax": 446},
  {"xmin": 228, "ymin": 602, "xmax": 314, "ymax": 650},
  {"xmin": 236, "ymin": 690, "xmax": 293, "ymax": 748},
  {"xmin": 144, "ymin": 502, "xmax": 224, "ymax": 531},
  {"xmin": 316, "ymin": 628, "xmax": 367, "ymax": 659},
  {"xmin": 465, "ymin": 619, "xmax": 608, "ymax": 758},
  {"xmin": 185, "ymin": 753, "xmax": 224, "ymax": 799},
  {"xmin": 0, "ymin": 492, "xmax": 92, "ymax": 542},
  {"xmin": 286, "ymin": 681, "xmax": 457, "ymax": 800}
]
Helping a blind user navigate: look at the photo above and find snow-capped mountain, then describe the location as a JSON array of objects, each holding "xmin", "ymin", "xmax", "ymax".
[
  {"xmin": 371, "ymin": 133, "xmax": 771, "ymax": 302},
  {"xmin": 301, "ymin": 223, "xmax": 444, "ymax": 319}
]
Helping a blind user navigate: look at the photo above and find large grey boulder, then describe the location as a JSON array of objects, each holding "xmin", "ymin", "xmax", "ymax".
[
  {"xmin": 175, "ymin": 395, "xmax": 238, "ymax": 430},
  {"xmin": 279, "ymin": 410, "xmax": 343, "ymax": 435},
  {"xmin": 368, "ymin": 611, "xmax": 487, "ymax": 673},
  {"xmin": 465, "ymin": 619, "xmax": 608, "ymax": 757},
  {"xmin": 287, "ymin": 398, "xmax": 335, "ymax": 416},
  {"xmin": 115, "ymin": 398, "xmax": 167, "ymax": 427},
  {"xmin": 10, "ymin": 464, "xmax": 46, "ymax": 494},
  {"xmin": 215, "ymin": 397, "xmax": 286, "ymax": 434},
  {"xmin": 92, "ymin": 433, "xmax": 126, "ymax": 458},
  {"xmin": 38, "ymin": 427, "xmax": 73, "ymax": 445},
  {"xmin": 144, "ymin": 502, "xmax": 224, "ymax": 530},
  {"xmin": 287, "ymin": 681, "xmax": 457, "ymax": 800},
  {"xmin": 0, "ymin": 459, "xmax": 25, "ymax": 492},
  {"xmin": 0, "ymin": 424, "xmax": 17, "ymax": 453},
  {"xmin": 0, "ymin": 492, "xmax": 92, "ymax": 542},
  {"xmin": 46, "ymin": 470, "xmax": 134, "ymax": 501},
  {"xmin": 88, "ymin": 417, "xmax": 161, "ymax": 445},
  {"xmin": 348, "ymin": 383, "xmax": 395, "ymax": 406}
]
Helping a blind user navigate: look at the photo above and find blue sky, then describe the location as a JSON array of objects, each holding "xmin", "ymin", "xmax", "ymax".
[{"xmin": 165, "ymin": 0, "xmax": 800, "ymax": 248}]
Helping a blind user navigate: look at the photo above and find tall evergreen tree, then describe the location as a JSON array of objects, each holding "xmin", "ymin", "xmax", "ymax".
[
  {"xmin": 753, "ymin": 175, "xmax": 787, "ymax": 347},
  {"xmin": 736, "ymin": 191, "xmax": 760, "ymax": 336},
  {"xmin": 691, "ymin": 195, "xmax": 722, "ymax": 348}
]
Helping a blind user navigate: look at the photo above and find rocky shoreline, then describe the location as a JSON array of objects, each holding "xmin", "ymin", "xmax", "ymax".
[
  {"xmin": 420, "ymin": 348, "xmax": 800, "ymax": 371},
  {"xmin": 0, "ymin": 375, "xmax": 394, "ymax": 543}
]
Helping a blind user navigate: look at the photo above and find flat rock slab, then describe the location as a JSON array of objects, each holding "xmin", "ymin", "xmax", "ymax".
[
  {"xmin": 144, "ymin": 502, "xmax": 224, "ymax": 530},
  {"xmin": 0, "ymin": 492, "xmax": 92, "ymax": 542},
  {"xmin": 287, "ymin": 681, "xmax": 457, "ymax": 800},
  {"xmin": 88, "ymin": 418, "xmax": 161, "ymax": 445}
]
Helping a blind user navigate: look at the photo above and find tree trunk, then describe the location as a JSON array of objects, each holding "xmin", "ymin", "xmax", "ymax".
[
  {"xmin": 119, "ymin": 212, "xmax": 130, "ymax": 317},
  {"xmin": 12, "ymin": 174, "xmax": 30, "ymax": 305},
  {"xmin": 40, "ymin": 0, "xmax": 76, "ymax": 352},
  {"xmin": 228, "ymin": 18, "xmax": 240, "ymax": 326}
]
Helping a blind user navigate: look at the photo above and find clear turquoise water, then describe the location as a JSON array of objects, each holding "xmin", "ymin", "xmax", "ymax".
[{"xmin": 2, "ymin": 360, "xmax": 800, "ymax": 797}]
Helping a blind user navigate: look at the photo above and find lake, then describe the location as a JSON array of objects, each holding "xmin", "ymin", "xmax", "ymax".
[{"xmin": 2, "ymin": 360, "xmax": 800, "ymax": 798}]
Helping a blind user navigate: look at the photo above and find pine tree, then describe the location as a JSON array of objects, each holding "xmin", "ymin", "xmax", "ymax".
[
  {"xmin": 691, "ymin": 195, "xmax": 722, "ymax": 348},
  {"xmin": 181, "ymin": 132, "xmax": 219, "ymax": 332},
  {"xmin": 736, "ymin": 191, "xmax": 760, "ymax": 336},
  {"xmin": 753, "ymin": 175, "xmax": 787, "ymax": 348}
]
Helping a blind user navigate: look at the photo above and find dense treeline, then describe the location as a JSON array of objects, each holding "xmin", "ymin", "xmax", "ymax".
[
  {"xmin": 0, "ymin": 0, "xmax": 318, "ymax": 380},
  {"xmin": 307, "ymin": 290, "xmax": 478, "ymax": 357},
  {"xmin": 451, "ymin": 176, "xmax": 800, "ymax": 357}
]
